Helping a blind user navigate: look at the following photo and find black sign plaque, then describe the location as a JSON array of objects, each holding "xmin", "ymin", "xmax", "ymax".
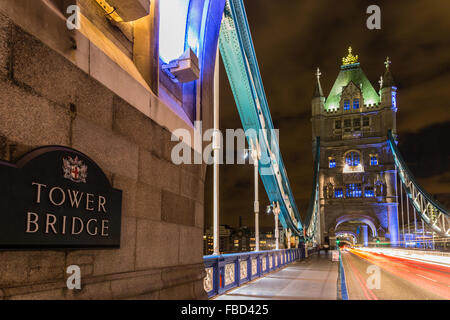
[{"xmin": 0, "ymin": 146, "xmax": 122, "ymax": 248}]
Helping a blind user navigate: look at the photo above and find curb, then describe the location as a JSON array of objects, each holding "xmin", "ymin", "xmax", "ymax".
[{"xmin": 338, "ymin": 250, "xmax": 349, "ymax": 300}]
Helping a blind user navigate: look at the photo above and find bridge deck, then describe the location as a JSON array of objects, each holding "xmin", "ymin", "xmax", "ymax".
[{"xmin": 214, "ymin": 252, "xmax": 339, "ymax": 300}]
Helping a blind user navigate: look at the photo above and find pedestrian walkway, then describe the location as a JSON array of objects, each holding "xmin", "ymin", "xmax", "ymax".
[{"xmin": 214, "ymin": 251, "xmax": 339, "ymax": 300}]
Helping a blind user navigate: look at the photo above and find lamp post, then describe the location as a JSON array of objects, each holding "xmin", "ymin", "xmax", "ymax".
[
  {"xmin": 250, "ymin": 139, "xmax": 261, "ymax": 252},
  {"xmin": 286, "ymin": 229, "xmax": 291, "ymax": 249},
  {"xmin": 271, "ymin": 202, "xmax": 280, "ymax": 250}
]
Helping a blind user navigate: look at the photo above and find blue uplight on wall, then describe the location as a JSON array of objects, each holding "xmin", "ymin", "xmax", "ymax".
[
  {"xmin": 391, "ymin": 90, "xmax": 397, "ymax": 109},
  {"xmin": 159, "ymin": 0, "xmax": 191, "ymax": 64}
]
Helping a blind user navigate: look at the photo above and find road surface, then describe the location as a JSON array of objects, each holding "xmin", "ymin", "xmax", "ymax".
[{"xmin": 341, "ymin": 248, "xmax": 450, "ymax": 300}]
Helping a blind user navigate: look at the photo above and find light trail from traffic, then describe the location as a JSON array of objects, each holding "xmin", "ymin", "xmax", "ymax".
[{"xmin": 342, "ymin": 248, "xmax": 450, "ymax": 300}]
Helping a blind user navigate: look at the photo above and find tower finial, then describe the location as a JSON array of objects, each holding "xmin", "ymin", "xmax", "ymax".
[
  {"xmin": 384, "ymin": 56, "xmax": 391, "ymax": 69},
  {"xmin": 382, "ymin": 57, "xmax": 395, "ymax": 88},
  {"xmin": 315, "ymin": 67, "xmax": 321, "ymax": 80},
  {"xmin": 342, "ymin": 46, "xmax": 359, "ymax": 65},
  {"xmin": 378, "ymin": 76, "xmax": 383, "ymax": 90},
  {"xmin": 313, "ymin": 67, "xmax": 324, "ymax": 98}
]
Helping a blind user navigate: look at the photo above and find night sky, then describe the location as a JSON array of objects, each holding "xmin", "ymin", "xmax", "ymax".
[{"xmin": 204, "ymin": 0, "xmax": 450, "ymax": 231}]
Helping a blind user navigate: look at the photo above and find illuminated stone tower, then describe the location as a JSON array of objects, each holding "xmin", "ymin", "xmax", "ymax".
[{"xmin": 311, "ymin": 47, "xmax": 399, "ymax": 247}]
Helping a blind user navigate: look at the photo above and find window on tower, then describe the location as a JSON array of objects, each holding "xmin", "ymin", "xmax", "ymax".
[
  {"xmin": 353, "ymin": 98, "xmax": 360, "ymax": 109},
  {"xmin": 335, "ymin": 120, "xmax": 342, "ymax": 129},
  {"xmin": 343, "ymin": 151, "xmax": 363, "ymax": 173},
  {"xmin": 334, "ymin": 188, "xmax": 343, "ymax": 198},
  {"xmin": 346, "ymin": 184, "xmax": 362, "ymax": 198},
  {"xmin": 345, "ymin": 151, "xmax": 360, "ymax": 166},
  {"xmin": 365, "ymin": 186, "xmax": 374, "ymax": 197},
  {"xmin": 363, "ymin": 116, "xmax": 370, "ymax": 127},
  {"xmin": 370, "ymin": 154, "xmax": 378, "ymax": 166},
  {"xmin": 353, "ymin": 118, "xmax": 361, "ymax": 130},
  {"xmin": 329, "ymin": 157, "xmax": 336, "ymax": 168},
  {"xmin": 344, "ymin": 100, "xmax": 350, "ymax": 110}
]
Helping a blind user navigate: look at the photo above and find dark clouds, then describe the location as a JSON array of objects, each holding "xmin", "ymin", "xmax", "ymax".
[{"xmin": 204, "ymin": 0, "xmax": 450, "ymax": 230}]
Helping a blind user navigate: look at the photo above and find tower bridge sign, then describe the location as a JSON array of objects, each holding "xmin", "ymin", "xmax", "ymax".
[{"xmin": 0, "ymin": 146, "xmax": 122, "ymax": 248}]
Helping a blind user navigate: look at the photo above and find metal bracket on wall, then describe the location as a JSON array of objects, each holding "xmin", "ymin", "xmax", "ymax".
[{"xmin": 93, "ymin": 0, "xmax": 134, "ymax": 42}]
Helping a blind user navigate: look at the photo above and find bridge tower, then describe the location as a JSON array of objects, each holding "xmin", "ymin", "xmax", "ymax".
[{"xmin": 311, "ymin": 47, "xmax": 400, "ymax": 248}]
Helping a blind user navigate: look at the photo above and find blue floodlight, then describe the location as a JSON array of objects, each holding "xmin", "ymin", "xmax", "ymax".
[{"xmin": 159, "ymin": 0, "xmax": 191, "ymax": 64}]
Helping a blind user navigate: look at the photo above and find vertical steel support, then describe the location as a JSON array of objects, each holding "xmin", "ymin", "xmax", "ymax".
[
  {"xmin": 400, "ymin": 174, "xmax": 405, "ymax": 247},
  {"xmin": 406, "ymin": 193, "xmax": 411, "ymax": 246},
  {"xmin": 413, "ymin": 206, "xmax": 418, "ymax": 248},
  {"xmin": 422, "ymin": 219, "xmax": 426, "ymax": 249},
  {"xmin": 213, "ymin": 45, "xmax": 220, "ymax": 256},
  {"xmin": 251, "ymin": 140, "xmax": 260, "ymax": 252}
]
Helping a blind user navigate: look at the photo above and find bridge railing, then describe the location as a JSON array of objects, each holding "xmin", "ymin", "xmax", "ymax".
[{"xmin": 203, "ymin": 248, "xmax": 305, "ymax": 298}]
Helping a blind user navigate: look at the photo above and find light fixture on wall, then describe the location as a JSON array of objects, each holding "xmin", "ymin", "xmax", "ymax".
[
  {"xmin": 162, "ymin": 48, "xmax": 200, "ymax": 83},
  {"xmin": 93, "ymin": 0, "xmax": 134, "ymax": 42}
]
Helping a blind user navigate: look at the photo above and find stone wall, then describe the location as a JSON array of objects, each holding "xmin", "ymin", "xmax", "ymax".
[{"xmin": 0, "ymin": 14, "xmax": 207, "ymax": 300}]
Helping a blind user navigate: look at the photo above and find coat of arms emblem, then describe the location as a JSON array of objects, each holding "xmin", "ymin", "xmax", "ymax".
[{"xmin": 62, "ymin": 156, "xmax": 88, "ymax": 183}]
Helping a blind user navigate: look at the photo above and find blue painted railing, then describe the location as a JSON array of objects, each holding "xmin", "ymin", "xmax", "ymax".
[{"xmin": 203, "ymin": 248, "xmax": 305, "ymax": 298}]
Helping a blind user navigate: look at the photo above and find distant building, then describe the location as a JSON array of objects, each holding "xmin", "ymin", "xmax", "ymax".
[
  {"xmin": 204, "ymin": 224, "xmax": 234, "ymax": 255},
  {"xmin": 204, "ymin": 225, "xmax": 283, "ymax": 254}
]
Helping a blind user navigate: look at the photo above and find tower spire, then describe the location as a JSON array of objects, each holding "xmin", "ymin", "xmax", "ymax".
[
  {"xmin": 378, "ymin": 76, "xmax": 383, "ymax": 91},
  {"xmin": 382, "ymin": 56, "xmax": 395, "ymax": 88},
  {"xmin": 313, "ymin": 67, "xmax": 324, "ymax": 98}
]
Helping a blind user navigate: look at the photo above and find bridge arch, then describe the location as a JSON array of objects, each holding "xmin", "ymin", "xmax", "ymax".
[
  {"xmin": 336, "ymin": 239, "xmax": 353, "ymax": 246},
  {"xmin": 335, "ymin": 231, "xmax": 357, "ymax": 244},
  {"xmin": 335, "ymin": 215, "xmax": 378, "ymax": 237}
]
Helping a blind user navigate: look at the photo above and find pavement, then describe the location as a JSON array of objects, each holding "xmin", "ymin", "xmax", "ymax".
[
  {"xmin": 341, "ymin": 248, "xmax": 450, "ymax": 300},
  {"xmin": 214, "ymin": 251, "xmax": 339, "ymax": 300}
]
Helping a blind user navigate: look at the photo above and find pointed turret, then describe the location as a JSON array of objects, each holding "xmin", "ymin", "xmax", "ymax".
[
  {"xmin": 382, "ymin": 57, "xmax": 395, "ymax": 88},
  {"xmin": 379, "ymin": 57, "xmax": 398, "ymax": 134},
  {"xmin": 312, "ymin": 68, "xmax": 325, "ymax": 117},
  {"xmin": 380, "ymin": 57, "xmax": 397, "ymax": 110},
  {"xmin": 313, "ymin": 67, "xmax": 324, "ymax": 98}
]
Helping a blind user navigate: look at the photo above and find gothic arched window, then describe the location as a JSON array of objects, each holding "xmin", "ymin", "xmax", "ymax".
[{"xmin": 345, "ymin": 151, "xmax": 360, "ymax": 166}]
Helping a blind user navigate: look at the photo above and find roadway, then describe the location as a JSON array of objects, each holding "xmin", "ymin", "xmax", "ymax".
[
  {"xmin": 341, "ymin": 248, "xmax": 450, "ymax": 300},
  {"xmin": 214, "ymin": 251, "xmax": 338, "ymax": 300}
]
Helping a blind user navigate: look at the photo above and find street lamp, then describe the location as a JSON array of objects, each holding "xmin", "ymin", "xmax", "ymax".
[
  {"xmin": 273, "ymin": 202, "xmax": 281, "ymax": 250},
  {"xmin": 265, "ymin": 202, "xmax": 280, "ymax": 250}
]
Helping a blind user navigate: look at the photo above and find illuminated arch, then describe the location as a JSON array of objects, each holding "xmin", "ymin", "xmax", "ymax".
[
  {"xmin": 335, "ymin": 231, "xmax": 357, "ymax": 244},
  {"xmin": 335, "ymin": 214, "xmax": 378, "ymax": 237},
  {"xmin": 343, "ymin": 149, "xmax": 363, "ymax": 173},
  {"xmin": 344, "ymin": 149, "xmax": 362, "ymax": 166},
  {"xmin": 336, "ymin": 239, "xmax": 353, "ymax": 246}
]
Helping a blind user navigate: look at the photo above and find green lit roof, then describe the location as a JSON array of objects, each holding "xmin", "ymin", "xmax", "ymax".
[{"xmin": 324, "ymin": 63, "xmax": 380, "ymax": 110}]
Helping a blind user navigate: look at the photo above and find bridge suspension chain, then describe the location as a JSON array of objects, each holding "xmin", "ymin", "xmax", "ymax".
[
  {"xmin": 388, "ymin": 130, "xmax": 449, "ymax": 239},
  {"xmin": 219, "ymin": 0, "xmax": 310, "ymax": 238}
]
